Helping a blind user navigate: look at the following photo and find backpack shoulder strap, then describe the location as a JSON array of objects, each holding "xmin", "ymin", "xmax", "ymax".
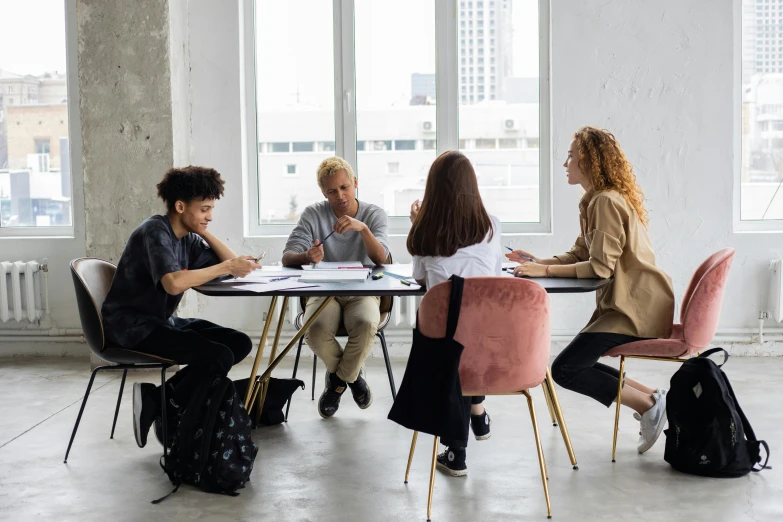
[
  {"xmin": 445, "ymin": 275, "xmax": 465, "ymax": 341},
  {"xmin": 722, "ymin": 371, "xmax": 772, "ymax": 471},
  {"xmin": 699, "ymin": 347, "xmax": 729, "ymax": 367}
]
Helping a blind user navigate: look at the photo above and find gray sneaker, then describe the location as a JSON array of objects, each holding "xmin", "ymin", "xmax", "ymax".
[{"xmin": 634, "ymin": 391, "xmax": 667, "ymax": 454}]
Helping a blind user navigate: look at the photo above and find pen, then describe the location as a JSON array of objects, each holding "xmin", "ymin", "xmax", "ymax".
[
  {"xmin": 400, "ymin": 279, "xmax": 412, "ymax": 286},
  {"xmin": 254, "ymin": 251, "xmax": 267, "ymax": 263},
  {"xmin": 320, "ymin": 230, "xmax": 336, "ymax": 244},
  {"xmin": 268, "ymin": 276, "xmax": 293, "ymax": 282},
  {"xmin": 505, "ymin": 246, "xmax": 534, "ymax": 262}
]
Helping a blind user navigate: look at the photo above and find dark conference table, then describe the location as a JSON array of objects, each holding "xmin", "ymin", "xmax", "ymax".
[{"xmin": 195, "ymin": 263, "xmax": 610, "ymax": 470}]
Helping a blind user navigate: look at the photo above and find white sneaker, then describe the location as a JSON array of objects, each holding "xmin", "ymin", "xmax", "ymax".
[{"xmin": 633, "ymin": 391, "xmax": 667, "ymax": 454}]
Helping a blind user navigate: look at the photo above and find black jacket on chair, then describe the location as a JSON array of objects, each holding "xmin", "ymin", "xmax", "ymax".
[{"xmin": 388, "ymin": 275, "xmax": 471, "ymax": 447}]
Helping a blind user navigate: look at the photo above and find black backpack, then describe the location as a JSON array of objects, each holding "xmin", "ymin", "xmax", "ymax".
[
  {"xmin": 664, "ymin": 348, "xmax": 770, "ymax": 477},
  {"xmin": 153, "ymin": 376, "xmax": 258, "ymax": 503}
]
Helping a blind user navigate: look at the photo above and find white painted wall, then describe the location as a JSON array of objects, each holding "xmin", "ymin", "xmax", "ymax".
[{"xmin": 4, "ymin": 0, "xmax": 783, "ymax": 355}]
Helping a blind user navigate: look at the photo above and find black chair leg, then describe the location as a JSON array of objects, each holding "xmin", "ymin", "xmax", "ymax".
[
  {"xmin": 160, "ymin": 366, "xmax": 168, "ymax": 461},
  {"xmin": 312, "ymin": 354, "xmax": 318, "ymax": 400},
  {"xmin": 64, "ymin": 366, "xmax": 104, "ymax": 463},
  {"xmin": 110, "ymin": 369, "xmax": 128, "ymax": 439},
  {"xmin": 285, "ymin": 337, "xmax": 305, "ymax": 422},
  {"xmin": 378, "ymin": 331, "xmax": 397, "ymax": 400}
]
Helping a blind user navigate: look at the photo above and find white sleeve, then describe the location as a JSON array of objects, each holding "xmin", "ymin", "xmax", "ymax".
[
  {"xmin": 492, "ymin": 218, "xmax": 503, "ymax": 275},
  {"xmin": 412, "ymin": 256, "xmax": 426, "ymax": 281}
]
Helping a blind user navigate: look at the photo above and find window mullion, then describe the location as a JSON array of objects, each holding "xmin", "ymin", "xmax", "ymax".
[
  {"xmin": 334, "ymin": 0, "xmax": 357, "ymax": 185},
  {"xmin": 435, "ymin": 0, "xmax": 459, "ymax": 153}
]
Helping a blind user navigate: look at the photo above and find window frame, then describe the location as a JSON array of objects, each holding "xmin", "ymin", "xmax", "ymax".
[
  {"xmin": 241, "ymin": 0, "xmax": 551, "ymax": 237},
  {"xmin": 734, "ymin": 0, "xmax": 783, "ymax": 232},
  {"xmin": 0, "ymin": 0, "xmax": 82, "ymax": 238}
]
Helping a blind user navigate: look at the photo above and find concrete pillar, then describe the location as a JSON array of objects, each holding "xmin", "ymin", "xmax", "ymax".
[{"xmin": 76, "ymin": 0, "xmax": 175, "ymax": 262}]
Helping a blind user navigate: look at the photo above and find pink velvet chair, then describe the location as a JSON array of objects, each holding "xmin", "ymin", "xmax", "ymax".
[
  {"xmin": 404, "ymin": 277, "xmax": 569, "ymax": 520},
  {"xmin": 604, "ymin": 248, "xmax": 735, "ymax": 461}
]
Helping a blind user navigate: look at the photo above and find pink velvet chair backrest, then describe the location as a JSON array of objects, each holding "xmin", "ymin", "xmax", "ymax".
[
  {"xmin": 680, "ymin": 248, "xmax": 735, "ymax": 349},
  {"xmin": 417, "ymin": 277, "xmax": 551, "ymax": 395}
]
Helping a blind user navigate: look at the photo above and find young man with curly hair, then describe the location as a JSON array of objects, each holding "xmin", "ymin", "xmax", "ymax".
[
  {"xmin": 101, "ymin": 166, "xmax": 261, "ymax": 448},
  {"xmin": 282, "ymin": 157, "xmax": 389, "ymax": 419}
]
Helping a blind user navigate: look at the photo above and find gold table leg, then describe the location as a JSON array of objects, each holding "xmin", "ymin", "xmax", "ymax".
[
  {"xmin": 255, "ymin": 296, "xmax": 335, "ymax": 415},
  {"xmin": 244, "ymin": 296, "xmax": 278, "ymax": 410},
  {"xmin": 259, "ymin": 297, "xmax": 289, "ymax": 411}
]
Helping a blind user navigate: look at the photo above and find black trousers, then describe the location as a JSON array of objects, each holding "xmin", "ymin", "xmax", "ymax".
[
  {"xmin": 133, "ymin": 318, "xmax": 253, "ymax": 414},
  {"xmin": 551, "ymin": 332, "xmax": 646, "ymax": 408},
  {"xmin": 441, "ymin": 396, "xmax": 485, "ymax": 448}
]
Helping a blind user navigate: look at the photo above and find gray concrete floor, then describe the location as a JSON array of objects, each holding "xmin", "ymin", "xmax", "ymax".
[{"xmin": 0, "ymin": 355, "xmax": 780, "ymax": 522}]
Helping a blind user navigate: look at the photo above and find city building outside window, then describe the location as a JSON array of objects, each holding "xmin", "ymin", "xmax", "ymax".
[
  {"xmin": 0, "ymin": 0, "xmax": 74, "ymax": 232},
  {"xmin": 738, "ymin": 0, "xmax": 783, "ymax": 229},
  {"xmin": 245, "ymin": 0, "xmax": 549, "ymax": 233}
]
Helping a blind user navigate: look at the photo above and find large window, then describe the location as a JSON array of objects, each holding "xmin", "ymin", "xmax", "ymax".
[
  {"xmin": 738, "ymin": 0, "xmax": 783, "ymax": 229},
  {"xmin": 0, "ymin": 0, "xmax": 74, "ymax": 232},
  {"xmin": 244, "ymin": 0, "xmax": 549, "ymax": 234},
  {"xmin": 459, "ymin": 0, "xmax": 543, "ymax": 224},
  {"xmin": 252, "ymin": 0, "xmax": 335, "ymax": 226}
]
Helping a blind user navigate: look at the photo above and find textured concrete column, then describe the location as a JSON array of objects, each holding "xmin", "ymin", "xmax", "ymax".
[{"xmin": 76, "ymin": 0, "xmax": 174, "ymax": 262}]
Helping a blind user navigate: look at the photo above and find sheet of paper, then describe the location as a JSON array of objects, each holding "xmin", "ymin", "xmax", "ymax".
[
  {"xmin": 222, "ymin": 267, "xmax": 303, "ymax": 283},
  {"xmin": 229, "ymin": 281, "xmax": 319, "ymax": 293},
  {"xmin": 302, "ymin": 261, "xmax": 364, "ymax": 270}
]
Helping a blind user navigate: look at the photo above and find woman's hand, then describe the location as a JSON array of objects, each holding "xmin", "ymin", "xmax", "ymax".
[
  {"xmin": 410, "ymin": 200, "xmax": 421, "ymax": 223},
  {"xmin": 505, "ymin": 249, "xmax": 540, "ymax": 264},
  {"xmin": 513, "ymin": 262, "xmax": 547, "ymax": 278}
]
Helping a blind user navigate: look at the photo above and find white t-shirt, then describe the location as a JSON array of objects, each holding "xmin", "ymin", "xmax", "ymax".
[{"xmin": 412, "ymin": 216, "xmax": 503, "ymax": 289}]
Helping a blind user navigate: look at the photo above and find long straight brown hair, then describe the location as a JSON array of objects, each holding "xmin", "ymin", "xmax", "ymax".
[{"xmin": 407, "ymin": 150, "xmax": 493, "ymax": 258}]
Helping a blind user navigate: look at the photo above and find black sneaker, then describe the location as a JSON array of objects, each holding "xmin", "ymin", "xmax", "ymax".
[
  {"xmin": 347, "ymin": 368, "xmax": 373, "ymax": 409},
  {"xmin": 471, "ymin": 409, "xmax": 491, "ymax": 441},
  {"xmin": 436, "ymin": 446, "xmax": 468, "ymax": 477},
  {"xmin": 318, "ymin": 371, "xmax": 347, "ymax": 419},
  {"xmin": 132, "ymin": 383, "xmax": 158, "ymax": 448}
]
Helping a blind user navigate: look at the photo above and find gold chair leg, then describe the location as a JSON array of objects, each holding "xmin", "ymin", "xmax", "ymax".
[
  {"xmin": 612, "ymin": 356, "xmax": 626, "ymax": 463},
  {"xmin": 545, "ymin": 368, "xmax": 578, "ymax": 470},
  {"xmin": 524, "ymin": 389, "xmax": 552, "ymax": 519},
  {"xmin": 542, "ymin": 380, "xmax": 557, "ymax": 426},
  {"xmin": 427, "ymin": 436, "xmax": 439, "ymax": 521},
  {"xmin": 244, "ymin": 296, "xmax": 278, "ymax": 409},
  {"xmin": 405, "ymin": 431, "xmax": 418, "ymax": 484}
]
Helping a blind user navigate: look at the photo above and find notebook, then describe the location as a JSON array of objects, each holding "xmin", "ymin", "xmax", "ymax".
[
  {"xmin": 302, "ymin": 261, "xmax": 365, "ymax": 271},
  {"xmin": 298, "ymin": 269, "xmax": 370, "ymax": 283}
]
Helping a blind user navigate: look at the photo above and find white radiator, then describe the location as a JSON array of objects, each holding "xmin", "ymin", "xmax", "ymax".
[
  {"xmin": 771, "ymin": 259, "xmax": 783, "ymax": 324},
  {"xmin": 0, "ymin": 260, "xmax": 48, "ymax": 323}
]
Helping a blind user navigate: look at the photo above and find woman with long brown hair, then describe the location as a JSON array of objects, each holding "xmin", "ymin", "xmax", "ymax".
[
  {"xmin": 508, "ymin": 127, "xmax": 675, "ymax": 454},
  {"xmin": 408, "ymin": 150, "xmax": 503, "ymax": 476}
]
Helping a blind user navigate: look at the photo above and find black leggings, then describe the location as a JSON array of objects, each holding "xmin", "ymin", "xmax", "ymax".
[
  {"xmin": 551, "ymin": 332, "xmax": 646, "ymax": 408},
  {"xmin": 441, "ymin": 396, "xmax": 485, "ymax": 448},
  {"xmin": 132, "ymin": 318, "xmax": 253, "ymax": 413}
]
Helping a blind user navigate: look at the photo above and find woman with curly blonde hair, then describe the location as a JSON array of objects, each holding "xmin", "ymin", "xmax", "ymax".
[{"xmin": 507, "ymin": 127, "xmax": 675, "ymax": 454}]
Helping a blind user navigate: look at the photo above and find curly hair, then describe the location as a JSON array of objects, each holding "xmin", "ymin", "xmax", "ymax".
[
  {"xmin": 574, "ymin": 127, "xmax": 649, "ymax": 227},
  {"xmin": 156, "ymin": 166, "xmax": 225, "ymax": 212}
]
